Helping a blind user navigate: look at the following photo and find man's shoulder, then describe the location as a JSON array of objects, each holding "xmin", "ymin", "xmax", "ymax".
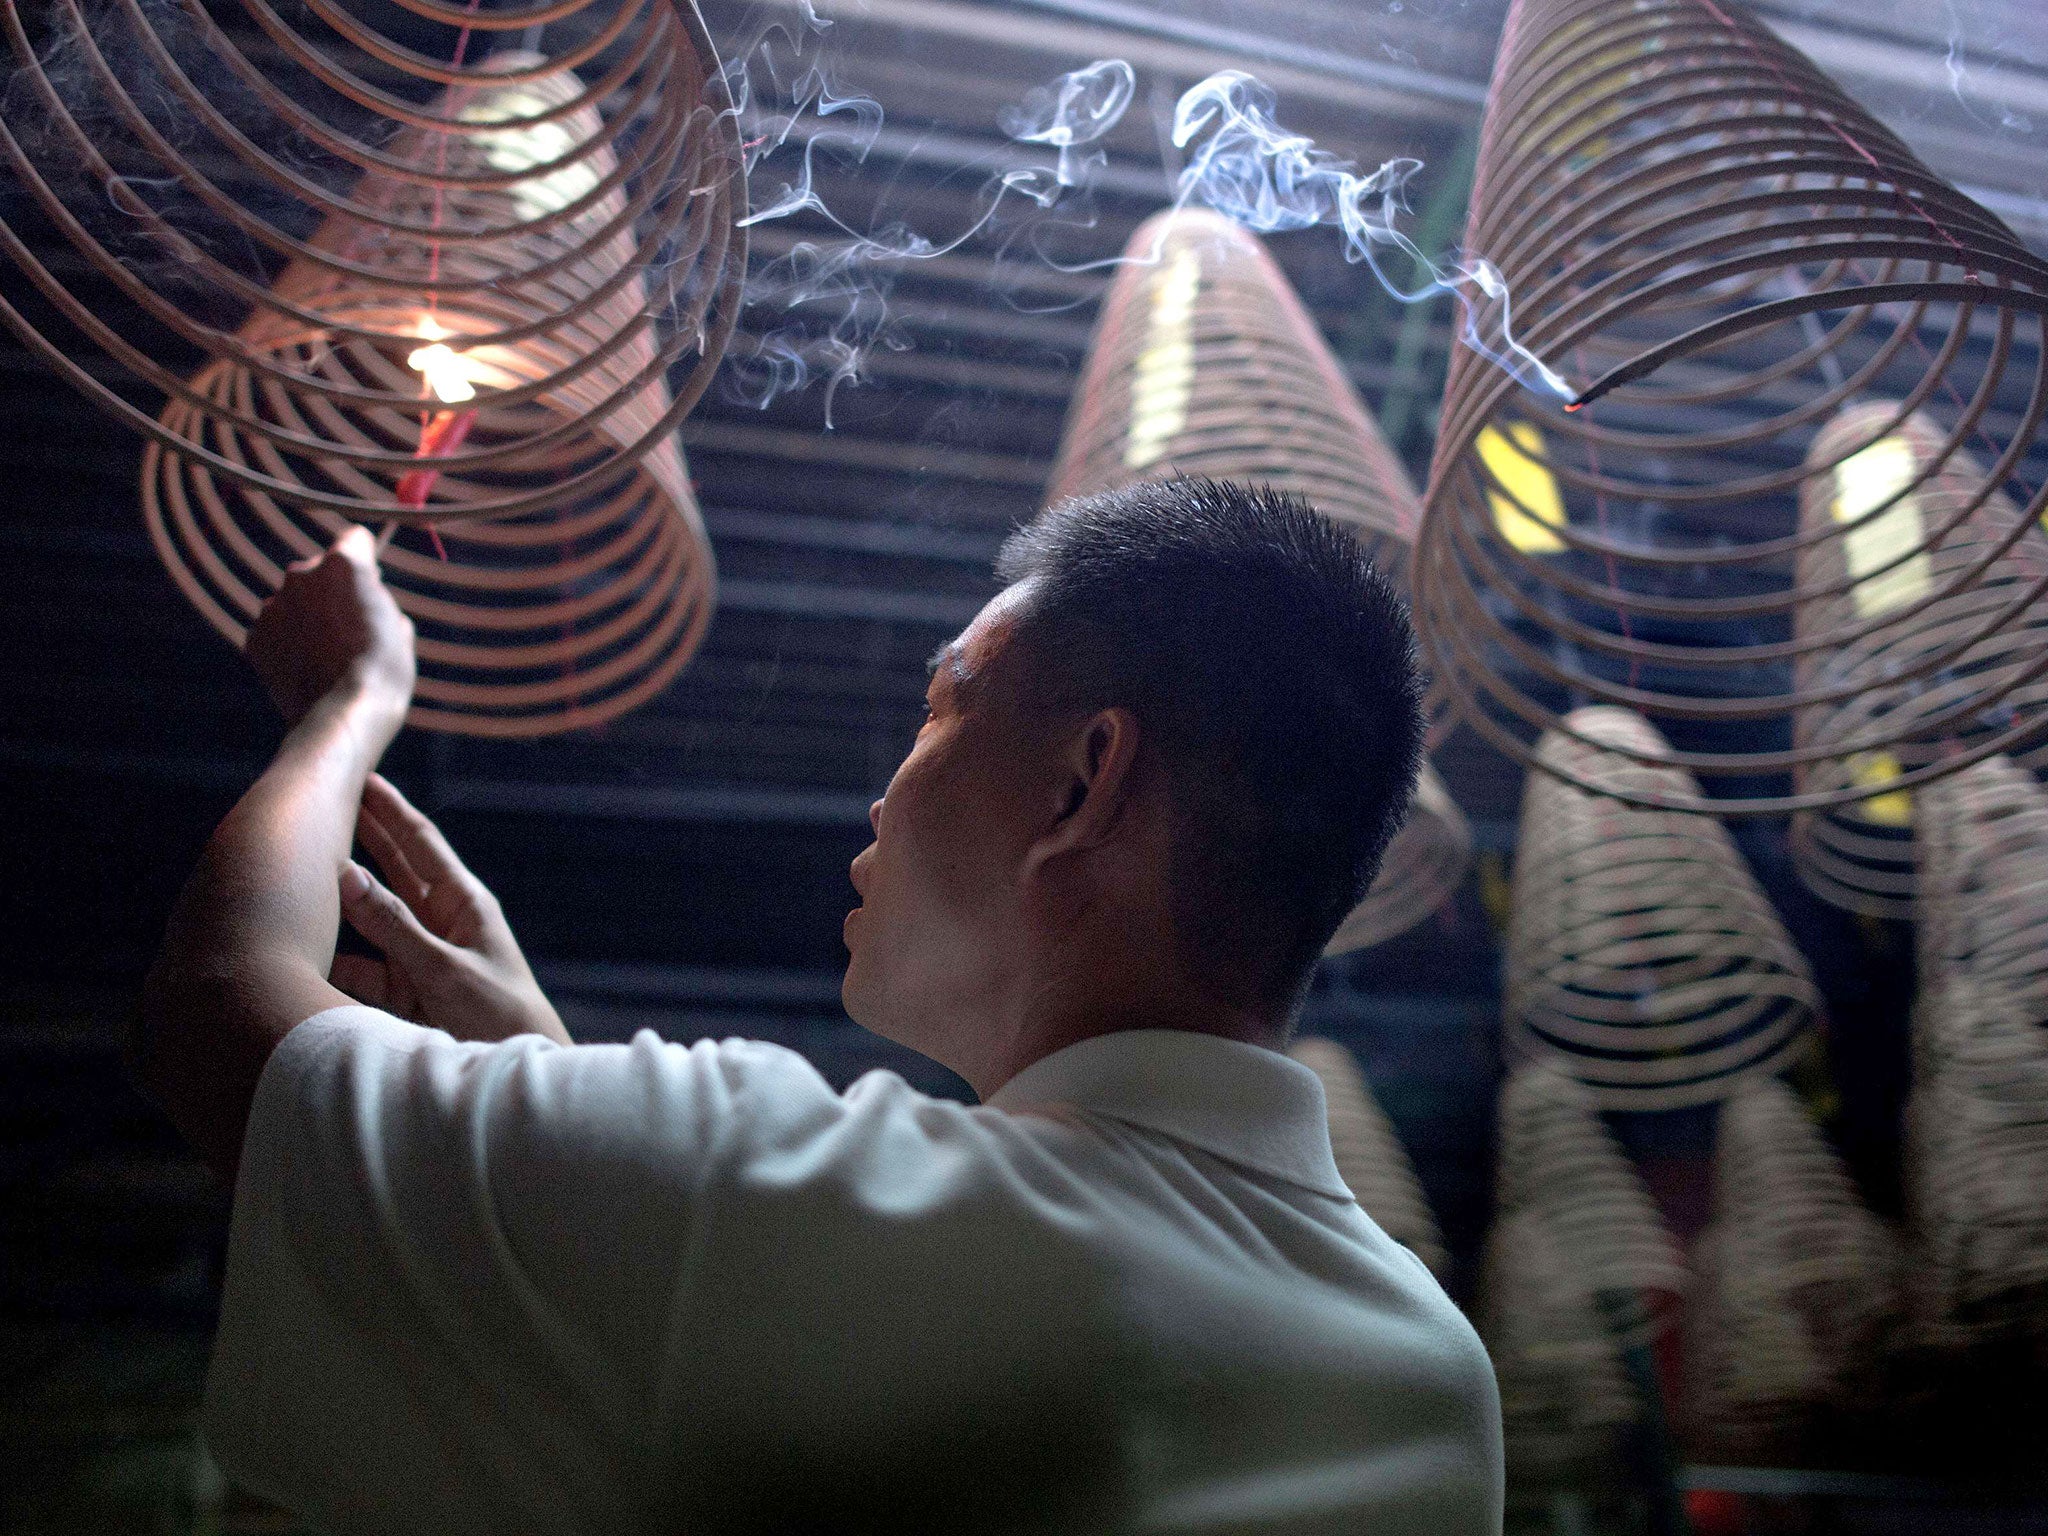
[{"xmin": 540, "ymin": 1033, "xmax": 1065, "ymax": 1210}]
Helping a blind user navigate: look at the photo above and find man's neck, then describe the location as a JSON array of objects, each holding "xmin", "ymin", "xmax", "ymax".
[{"xmin": 966, "ymin": 988, "xmax": 1285, "ymax": 1101}]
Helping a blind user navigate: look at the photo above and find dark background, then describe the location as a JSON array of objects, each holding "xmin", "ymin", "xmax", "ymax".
[{"xmin": 3, "ymin": 0, "xmax": 2046, "ymax": 1529}]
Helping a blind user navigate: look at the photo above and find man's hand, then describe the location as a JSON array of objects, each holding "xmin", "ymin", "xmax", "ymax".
[
  {"xmin": 248, "ymin": 525, "xmax": 415, "ymax": 730},
  {"xmin": 331, "ymin": 774, "xmax": 571, "ymax": 1046}
]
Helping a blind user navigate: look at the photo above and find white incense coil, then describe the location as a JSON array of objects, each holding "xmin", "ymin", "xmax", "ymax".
[
  {"xmin": 1045, "ymin": 207, "xmax": 1469, "ymax": 950},
  {"xmin": 1494, "ymin": 1062, "xmax": 1688, "ymax": 1347},
  {"xmin": 1908, "ymin": 755, "xmax": 2048, "ymax": 1339},
  {"xmin": 1916, "ymin": 755, "xmax": 2048, "ymax": 1027},
  {"xmin": 139, "ymin": 50, "xmax": 727, "ymax": 736},
  {"xmin": 1479, "ymin": 1061, "xmax": 1684, "ymax": 1477},
  {"xmin": 1790, "ymin": 406, "xmax": 2048, "ymax": 918},
  {"xmin": 1686, "ymin": 1076, "xmax": 1901, "ymax": 1451},
  {"xmin": 0, "ymin": 2, "xmax": 742, "ymax": 738},
  {"xmin": 1046, "ymin": 209, "xmax": 1423, "ymax": 562},
  {"xmin": 1287, "ymin": 1037, "xmax": 1448, "ymax": 1277},
  {"xmin": 1476, "ymin": 1206, "xmax": 1641, "ymax": 1478},
  {"xmin": 1907, "ymin": 976, "xmax": 2048, "ymax": 1338},
  {"xmin": 1506, "ymin": 707, "xmax": 1820, "ymax": 1109}
]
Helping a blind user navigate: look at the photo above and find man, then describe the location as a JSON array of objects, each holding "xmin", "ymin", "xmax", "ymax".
[{"xmin": 136, "ymin": 478, "xmax": 1502, "ymax": 1534}]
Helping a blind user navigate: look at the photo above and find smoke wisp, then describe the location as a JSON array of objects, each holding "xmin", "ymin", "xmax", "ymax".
[
  {"xmin": 998, "ymin": 59, "xmax": 1136, "ymax": 189},
  {"xmin": 717, "ymin": 21, "xmax": 1116, "ymax": 421},
  {"xmin": 723, "ymin": 30, "xmax": 1572, "ymax": 415},
  {"xmin": 1165, "ymin": 70, "xmax": 1571, "ymax": 399}
]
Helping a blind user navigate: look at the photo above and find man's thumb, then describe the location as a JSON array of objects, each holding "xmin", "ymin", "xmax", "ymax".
[{"xmin": 340, "ymin": 861, "xmax": 448, "ymax": 969}]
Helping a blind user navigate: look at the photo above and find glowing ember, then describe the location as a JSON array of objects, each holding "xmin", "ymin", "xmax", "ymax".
[{"xmin": 406, "ymin": 330, "xmax": 477, "ymax": 405}]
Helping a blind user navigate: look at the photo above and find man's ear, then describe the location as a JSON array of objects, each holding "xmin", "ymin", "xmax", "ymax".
[{"xmin": 1032, "ymin": 706, "xmax": 1142, "ymax": 866}]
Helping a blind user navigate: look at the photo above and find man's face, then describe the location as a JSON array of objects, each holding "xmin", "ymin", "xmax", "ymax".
[{"xmin": 842, "ymin": 585, "xmax": 1050, "ymax": 1050}]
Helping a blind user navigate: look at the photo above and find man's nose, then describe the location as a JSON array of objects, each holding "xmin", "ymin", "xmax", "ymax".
[{"xmin": 868, "ymin": 798, "xmax": 884, "ymax": 835}]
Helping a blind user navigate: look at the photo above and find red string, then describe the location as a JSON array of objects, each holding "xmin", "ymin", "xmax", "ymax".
[
  {"xmin": 1697, "ymin": 3, "xmax": 2038, "ymax": 542},
  {"xmin": 1694, "ymin": 0, "xmax": 1979, "ymax": 279},
  {"xmin": 1691, "ymin": 0, "xmax": 2038, "ymax": 516},
  {"xmin": 397, "ymin": 0, "xmax": 485, "ymax": 560}
]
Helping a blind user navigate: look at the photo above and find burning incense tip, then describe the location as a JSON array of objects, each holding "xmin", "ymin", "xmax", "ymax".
[
  {"xmin": 396, "ymin": 407, "xmax": 478, "ymax": 512},
  {"xmin": 407, "ymin": 342, "xmax": 477, "ymax": 405}
]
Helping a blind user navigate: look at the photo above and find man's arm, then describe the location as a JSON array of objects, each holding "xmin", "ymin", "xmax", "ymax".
[{"xmin": 134, "ymin": 526, "xmax": 414, "ymax": 1183}]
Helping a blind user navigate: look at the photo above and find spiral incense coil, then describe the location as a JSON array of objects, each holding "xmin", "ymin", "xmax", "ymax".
[
  {"xmin": 1322, "ymin": 763, "xmax": 1472, "ymax": 957},
  {"xmin": 143, "ymin": 49, "xmax": 727, "ymax": 736},
  {"xmin": 1414, "ymin": 0, "xmax": 2048, "ymax": 816},
  {"xmin": 1789, "ymin": 408, "xmax": 2048, "ymax": 916},
  {"xmin": 1479, "ymin": 1062, "xmax": 1685, "ymax": 1474},
  {"xmin": 1912, "ymin": 764, "xmax": 2048, "ymax": 1333},
  {"xmin": 1916, "ymin": 755, "xmax": 2048, "ymax": 1026},
  {"xmin": 1047, "ymin": 207, "xmax": 1421, "ymax": 561},
  {"xmin": 1909, "ymin": 744, "xmax": 2048, "ymax": 1337},
  {"xmin": 1494, "ymin": 1062, "xmax": 1689, "ymax": 1346},
  {"xmin": 1287, "ymin": 1037, "xmax": 1448, "ymax": 1276},
  {"xmin": 0, "ymin": 5, "xmax": 744, "ymax": 735},
  {"xmin": 1476, "ymin": 1207, "xmax": 1642, "ymax": 1476},
  {"xmin": 1686, "ymin": 1076, "xmax": 1900, "ymax": 1449},
  {"xmin": 1046, "ymin": 206, "xmax": 1470, "ymax": 949},
  {"xmin": 1507, "ymin": 708, "xmax": 1819, "ymax": 1109},
  {"xmin": 1906, "ymin": 977, "xmax": 2048, "ymax": 1341}
]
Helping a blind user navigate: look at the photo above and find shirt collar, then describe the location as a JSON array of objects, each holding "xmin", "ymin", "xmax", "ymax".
[{"xmin": 988, "ymin": 1029, "xmax": 1350, "ymax": 1199}]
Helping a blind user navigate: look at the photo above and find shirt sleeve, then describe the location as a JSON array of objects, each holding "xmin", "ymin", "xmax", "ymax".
[{"xmin": 202, "ymin": 1005, "xmax": 846, "ymax": 1536}]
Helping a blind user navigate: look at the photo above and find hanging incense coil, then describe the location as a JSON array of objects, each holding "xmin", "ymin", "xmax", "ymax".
[
  {"xmin": 1906, "ymin": 977, "xmax": 2048, "ymax": 1347},
  {"xmin": 1790, "ymin": 407, "xmax": 2048, "ymax": 917},
  {"xmin": 142, "ymin": 53, "xmax": 723, "ymax": 735},
  {"xmin": 1288, "ymin": 1037, "xmax": 1447, "ymax": 1276},
  {"xmin": 1047, "ymin": 206, "xmax": 1470, "ymax": 949},
  {"xmin": 1414, "ymin": 0, "xmax": 2048, "ymax": 816},
  {"xmin": 1323, "ymin": 763, "xmax": 1471, "ymax": 956},
  {"xmin": 0, "ymin": 6, "xmax": 744, "ymax": 736},
  {"xmin": 1507, "ymin": 707, "xmax": 1820, "ymax": 1109},
  {"xmin": 1907, "ymin": 757, "xmax": 2048, "ymax": 1342},
  {"xmin": 1046, "ymin": 208, "xmax": 1423, "ymax": 561},
  {"xmin": 1493, "ymin": 1063, "xmax": 1689, "ymax": 1344},
  {"xmin": 1480, "ymin": 1063, "xmax": 1686, "ymax": 1470},
  {"xmin": 1686, "ymin": 1076, "xmax": 1900, "ymax": 1451},
  {"xmin": 1917, "ymin": 755, "xmax": 2048, "ymax": 1025},
  {"xmin": 1477, "ymin": 1207, "xmax": 1643, "ymax": 1478}
]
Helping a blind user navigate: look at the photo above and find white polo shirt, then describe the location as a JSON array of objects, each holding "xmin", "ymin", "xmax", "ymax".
[{"xmin": 205, "ymin": 1008, "xmax": 1501, "ymax": 1535}]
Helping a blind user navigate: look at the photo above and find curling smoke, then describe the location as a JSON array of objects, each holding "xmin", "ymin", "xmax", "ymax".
[
  {"xmin": 717, "ymin": 12, "xmax": 1073, "ymax": 420},
  {"xmin": 998, "ymin": 59, "xmax": 1136, "ymax": 188},
  {"xmin": 725, "ymin": 31, "xmax": 1571, "ymax": 413},
  {"xmin": 1938, "ymin": 2, "xmax": 2034, "ymax": 134},
  {"xmin": 1166, "ymin": 70, "xmax": 1572, "ymax": 400},
  {"xmin": 7, "ymin": 3, "xmax": 1574, "ymax": 422}
]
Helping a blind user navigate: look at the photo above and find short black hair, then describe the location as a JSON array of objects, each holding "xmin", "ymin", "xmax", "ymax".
[{"xmin": 995, "ymin": 477, "xmax": 1424, "ymax": 1011}]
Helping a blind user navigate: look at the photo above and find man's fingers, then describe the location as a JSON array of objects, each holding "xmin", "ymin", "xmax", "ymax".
[
  {"xmin": 362, "ymin": 775, "xmax": 483, "ymax": 904},
  {"xmin": 339, "ymin": 861, "xmax": 456, "ymax": 974},
  {"xmin": 356, "ymin": 800, "xmax": 429, "ymax": 912}
]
